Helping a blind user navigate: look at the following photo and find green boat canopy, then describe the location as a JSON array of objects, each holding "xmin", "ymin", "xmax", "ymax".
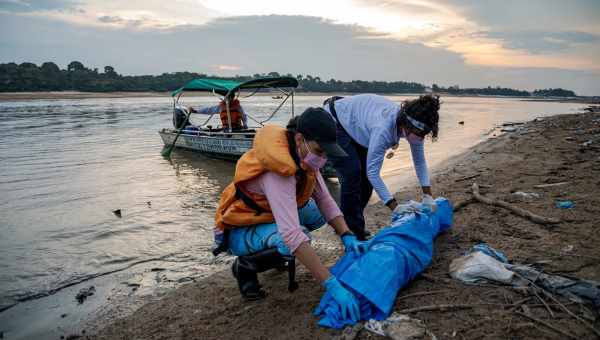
[{"xmin": 171, "ymin": 76, "xmax": 298, "ymax": 97}]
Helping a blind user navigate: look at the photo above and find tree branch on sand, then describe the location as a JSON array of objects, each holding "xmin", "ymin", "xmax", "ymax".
[{"xmin": 470, "ymin": 183, "xmax": 561, "ymax": 225}]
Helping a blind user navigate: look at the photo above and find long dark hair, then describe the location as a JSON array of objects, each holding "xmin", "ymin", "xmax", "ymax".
[
  {"xmin": 400, "ymin": 94, "xmax": 440, "ymax": 140},
  {"xmin": 285, "ymin": 116, "xmax": 308, "ymax": 192}
]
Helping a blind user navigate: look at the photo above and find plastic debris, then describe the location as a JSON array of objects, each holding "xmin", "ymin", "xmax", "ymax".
[
  {"xmin": 468, "ymin": 243, "xmax": 509, "ymax": 263},
  {"xmin": 450, "ymin": 247, "xmax": 600, "ymax": 308},
  {"xmin": 509, "ymin": 264, "xmax": 600, "ymax": 308},
  {"xmin": 555, "ymin": 200, "xmax": 574, "ymax": 209},
  {"xmin": 512, "ymin": 191, "xmax": 540, "ymax": 200},
  {"xmin": 561, "ymin": 245, "xmax": 574, "ymax": 253},
  {"xmin": 449, "ymin": 252, "xmax": 514, "ymax": 284},
  {"xmin": 365, "ymin": 313, "xmax": 432, "ymax": 340}
]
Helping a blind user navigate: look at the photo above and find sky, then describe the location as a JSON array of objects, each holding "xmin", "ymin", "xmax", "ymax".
[{"xmin": 1, "ymin": 0, "xmax": 599, "ymax": 95}]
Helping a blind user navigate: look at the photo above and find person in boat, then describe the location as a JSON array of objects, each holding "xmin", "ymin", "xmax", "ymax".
[
  {"xmin": 213, "ymin": 107, "xmax": 366, "ymax": 322},
  {"xmin": 322, "ymin": 94, "xmax": 440, "ymax": 240},
  {"xmin": 188, "ymin": 92, "xmax": 248, "ymax": 130}
]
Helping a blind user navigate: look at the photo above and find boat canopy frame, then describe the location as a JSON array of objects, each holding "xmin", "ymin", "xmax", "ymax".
[{"xmin": 172, "ymin": 77, "xmax": 299, "ymax": 131}]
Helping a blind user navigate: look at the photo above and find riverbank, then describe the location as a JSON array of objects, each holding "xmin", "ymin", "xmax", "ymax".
[{"xmin": 83, "ymin": 110, "xmax": 600, "ymax": 339}]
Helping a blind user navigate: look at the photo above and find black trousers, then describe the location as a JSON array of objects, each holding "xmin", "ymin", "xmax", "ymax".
[{"xmin": 329, "ymin": 124, "xmax": 373, "ymax": 240}]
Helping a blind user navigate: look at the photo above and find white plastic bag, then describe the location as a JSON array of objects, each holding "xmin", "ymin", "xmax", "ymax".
[{"xmin": 449, "ymin": 251, "xmax": 514, "ymax": 284}]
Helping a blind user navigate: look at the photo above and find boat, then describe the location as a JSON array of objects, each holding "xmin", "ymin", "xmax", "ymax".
[{"xmin": 159, "ymin": 77, "xmax": 337, "ymax": 177}]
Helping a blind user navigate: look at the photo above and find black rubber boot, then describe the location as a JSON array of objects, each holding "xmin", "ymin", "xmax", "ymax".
[
  {"xmin": 231, "ymin": 248, "xmax": 298, "ymax": 300},
  {"xmin": 231, "ymin": 256, "xmax": 266, "ymax": 301}
]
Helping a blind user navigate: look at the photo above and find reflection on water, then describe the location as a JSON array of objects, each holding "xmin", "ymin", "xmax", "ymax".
[{"xmin": 0, "ymin": 95, "xmax": 585, "ymax": 312}]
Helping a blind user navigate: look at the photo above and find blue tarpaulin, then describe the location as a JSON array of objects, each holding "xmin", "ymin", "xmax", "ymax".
[{"xmin": 314, "ymin": 198, "xmax": 453, "ymax": 329}]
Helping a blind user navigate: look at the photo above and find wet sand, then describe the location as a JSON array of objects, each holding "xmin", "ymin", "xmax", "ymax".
[{"xmin": 85, "ymin": 111, "xmax": 599, "ymax": 339}]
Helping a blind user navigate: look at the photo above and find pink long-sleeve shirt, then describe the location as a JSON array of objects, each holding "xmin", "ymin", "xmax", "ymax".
[{"xmin": 241, "ymin": 171, "xmax": 343, "ymax": 253}]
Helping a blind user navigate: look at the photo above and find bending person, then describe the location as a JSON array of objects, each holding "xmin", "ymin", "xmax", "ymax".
[
  {"xmin": 213, "ymin": 108, "xmax": 366, "ymax": 322},
  {"xmin": 323, "ymin": 94, "xmax": 440, "ymax": 240},
  {"xmin": 189, "ymin": 92, "xmax": 248, "ymax": 130}
]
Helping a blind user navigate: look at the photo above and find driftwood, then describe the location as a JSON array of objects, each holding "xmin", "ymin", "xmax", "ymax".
[
  {"xmin": 533, "ymin": 182, "xmax": 570, "ymax": 188},
  {"xmin": 471, "ymin": 183, "xmax": 561, "ymax": 225},
  {"xmin": 453, "ymin": 198, "xmax": 475, "ymax": 212},
  {"xmin": 515, "ymin": 311, "xmax": 578, "ymax": 339},
  {"xmin": 398, "ymin": 303, "xmax": 509, "ymax": 314},
  {"xmin": 455, "ymin": 174, "xmax": 480, "ymax": 182},
  {"xmin": 397, "ymin": 290, "xmax": 451, "ymax": 301},
  {"xmin": 513, "ymin": 270, "xmax": 600, "ymax": 337}
]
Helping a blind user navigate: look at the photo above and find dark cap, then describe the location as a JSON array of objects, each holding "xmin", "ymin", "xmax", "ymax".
[{"xmin": 297, "ymin": 107, "xmax": 347, "ymax": 157}]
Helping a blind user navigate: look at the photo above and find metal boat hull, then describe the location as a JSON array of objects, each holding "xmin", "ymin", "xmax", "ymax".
[
  {"xmin": 159, "ymin": 128, "xmax": 253, "ymax": 161},
  {"xmin": 158, "ymin": 128, "xmax": 338, "ymax": 177}
]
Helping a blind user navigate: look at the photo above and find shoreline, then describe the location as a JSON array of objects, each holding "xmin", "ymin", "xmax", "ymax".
[
  {"xmin": 1, "ymin": 91, "xmax": 598, "ymax": 103},
  {"xmin": 87, "ymin": 110, "xmax": 600, "ymax": 339}
]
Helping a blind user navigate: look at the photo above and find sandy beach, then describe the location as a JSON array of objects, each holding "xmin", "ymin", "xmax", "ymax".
[{"xmin": 74, "ymin": 110, "xmax": 600, "ymax": 339}]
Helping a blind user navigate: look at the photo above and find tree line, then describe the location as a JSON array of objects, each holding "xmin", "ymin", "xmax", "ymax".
[{"xmin": 0, "ymin": 61, "xmax": 578, "ymax": 97}]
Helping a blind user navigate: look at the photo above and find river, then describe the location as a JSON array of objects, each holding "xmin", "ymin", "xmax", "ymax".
[{"xmin": 0, "ymin": 94, "xmax": 585, "ymax": 338}]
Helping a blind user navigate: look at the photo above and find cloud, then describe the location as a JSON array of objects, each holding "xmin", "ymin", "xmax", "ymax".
[
  {"xmin": 483, "ymin": 30, "xmax": 600, "ymax": 53},
  {"xmin": 440, "ymin": 0, "xmax": 600, "ymax": 33},
  {"xmin": 215, "ymin": 65, "xmax": 241, "ymax": 71},
  {"xmin": 0, "ymin": 0, "xmax": 80, "ymax": 13},
  {"xmin": 96, "ymin": 15, "xmax": 122, "ymax": 24},
  {"xmin": 1, "ymin": 12, "xmax": 599, "ymax": 95}
]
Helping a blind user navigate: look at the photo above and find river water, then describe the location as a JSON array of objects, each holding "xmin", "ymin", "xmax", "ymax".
[{"xmin": 0, "ymin": 94, "xmax": 585, "ymax": 337}]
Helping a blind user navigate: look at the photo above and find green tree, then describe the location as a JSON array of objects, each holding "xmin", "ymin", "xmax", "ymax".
[{"xmin": 67, "ymin": 61, "xmax": 86, "ymax": 72}]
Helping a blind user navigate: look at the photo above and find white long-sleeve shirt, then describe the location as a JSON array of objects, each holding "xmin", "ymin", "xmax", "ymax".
[{"xmin": 324, "ymin": 94, "xmax": 430, "ymax": 204}]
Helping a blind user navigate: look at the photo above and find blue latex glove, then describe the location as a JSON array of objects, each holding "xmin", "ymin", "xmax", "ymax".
[
  {"xmin": 341, "ymin": 234, "xmax": 368, "ymax": 254},
  {"xmin": 422, "ymin": 194, "xmax": 437, "ymax": 213},
  {"xmin": 323, "ymin": 276, "xmax": 360, "ymax": 323}
]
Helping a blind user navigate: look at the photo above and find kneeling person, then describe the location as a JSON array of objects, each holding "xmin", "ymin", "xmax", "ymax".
[{"xmin": 214, "ymin": 108, "xmax": 366, "ymax": 322}]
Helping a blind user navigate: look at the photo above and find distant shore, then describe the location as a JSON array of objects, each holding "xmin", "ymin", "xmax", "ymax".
[
  {"xmin": 88, "ymin": 110, "xmax": 600, "ymax": 340},
  {"xmin": 0, "ymin": 91, "xmax": 169, "ymax": 101},
  {"xmin": 1, "ymin": 91, "xmax": 599, "ymax": 103}
]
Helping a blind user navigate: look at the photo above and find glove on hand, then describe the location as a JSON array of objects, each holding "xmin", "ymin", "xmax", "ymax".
[
  {"xmin": 392, "ymin": 200, "xmax": 420, "ymax": 215},
  {"xmin": 422, "ymin": 194, "xmax": 436, "ymax": 213},
  {"xmin": 323, "ymin": 276, "xmax": 360, "ymax": 322},
  {"xmin": 341, "ymin": 234, "xmax": 368, "ymax": 254}
]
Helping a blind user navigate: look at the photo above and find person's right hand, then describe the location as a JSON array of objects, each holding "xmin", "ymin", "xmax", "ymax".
[
  {"xmin": 323, "ymin": 276, "xmax": 360, "ymax": 322},
  {"xmin": 341, "ymin": 234, "xmax": 368, "ymax": 254}
]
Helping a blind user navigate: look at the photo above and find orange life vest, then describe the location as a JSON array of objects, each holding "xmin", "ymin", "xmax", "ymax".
[
  {"xmin": 219, "ymin": 99, "xmax": 244, "ymax": 130},
  {"xmin": 214, "ymin": 126, "xmax": 317, "ymax": 230}
]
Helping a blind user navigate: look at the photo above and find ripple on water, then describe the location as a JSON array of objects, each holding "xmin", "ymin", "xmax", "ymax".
[{"xmin": 0, "ymin": 95, "xmax": 586, "ymax": 314}]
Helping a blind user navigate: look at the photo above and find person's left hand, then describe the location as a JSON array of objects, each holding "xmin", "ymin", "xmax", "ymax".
[{"xmin": 341, "ymin": 234, "xmax": 368, "ymax": 254}]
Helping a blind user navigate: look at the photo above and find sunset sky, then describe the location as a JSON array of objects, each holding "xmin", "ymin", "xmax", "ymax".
[{"xmin": 1, "ymin": 0, "xmax": 599, "ymax": 95}]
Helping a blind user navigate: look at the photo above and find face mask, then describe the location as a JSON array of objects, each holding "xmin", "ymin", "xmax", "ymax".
[{"xmin": 302, "ymin": 140, "xmax": 327, "ymax": 170}]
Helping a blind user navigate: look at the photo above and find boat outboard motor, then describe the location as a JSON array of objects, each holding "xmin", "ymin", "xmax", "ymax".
[{"xmin": 173, "ymin": 106, "xmax": 190, "ymax": 129}]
